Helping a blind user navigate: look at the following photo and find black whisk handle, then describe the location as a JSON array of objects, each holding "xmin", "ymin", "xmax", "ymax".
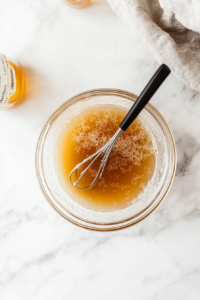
[{"xmin": 120, "ymin": 64, "xmax": 171, "ymax": 131}]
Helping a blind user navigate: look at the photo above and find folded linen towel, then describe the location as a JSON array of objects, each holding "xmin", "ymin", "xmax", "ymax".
[{"xmin": 107, "ymin": 0, "xmax": 200, "ymax": 91}]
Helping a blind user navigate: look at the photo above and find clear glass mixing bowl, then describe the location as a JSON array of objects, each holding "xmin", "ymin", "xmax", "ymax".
[{"xmin": 36, "ymin": 89, "xmax": 176, "ymax": 231}]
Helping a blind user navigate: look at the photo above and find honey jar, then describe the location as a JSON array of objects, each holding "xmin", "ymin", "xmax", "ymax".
[
  {"xmin": 0, "ymin": 53, "xmax": 24, "ymax": 109},
  {"xmin": 63, "ymin": 0, "xmax": 91, "ymax": 9}
]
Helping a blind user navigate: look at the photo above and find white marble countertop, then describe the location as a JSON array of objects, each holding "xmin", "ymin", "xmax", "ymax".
[{"xmin": 1, "ymin": 0, "xmax": 200, "ymax": 299}]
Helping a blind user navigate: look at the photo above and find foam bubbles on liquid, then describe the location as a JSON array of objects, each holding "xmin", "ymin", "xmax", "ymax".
[{"xmin": 71, "ymin": 108, "xmax": 157, "ymax": 173}]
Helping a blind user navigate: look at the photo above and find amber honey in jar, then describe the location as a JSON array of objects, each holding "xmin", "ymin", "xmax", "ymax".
[
  {"xmin": 55, "ymin": 105, "xmax": 157, "ymax": 211},
  {"xmin": 63, "ymin": 0, "xmax": 91, "ymax": 8},
  {"xmin": 0, "ymin": 53, "xmax": 24, "ymax": 109}
]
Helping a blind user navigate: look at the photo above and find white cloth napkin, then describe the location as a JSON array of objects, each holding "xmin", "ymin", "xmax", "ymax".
[{"xmin": 107, "ymin": 0, "xmax": 200, "ymax": 91}]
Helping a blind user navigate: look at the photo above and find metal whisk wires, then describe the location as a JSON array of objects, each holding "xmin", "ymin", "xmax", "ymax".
[{"xmin": 69, "ymin": 128, "xmax": 122, "ymax": 190}]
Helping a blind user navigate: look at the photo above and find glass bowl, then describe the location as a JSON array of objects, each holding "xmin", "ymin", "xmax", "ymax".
[{"xmin": 36, "ymin": 89, "xmax": 176, "ymax": 231}]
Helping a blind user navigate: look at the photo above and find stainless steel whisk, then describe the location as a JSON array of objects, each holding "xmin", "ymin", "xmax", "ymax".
[{"xmin": 70, "ymin": 64, "xmax": 171, "ymax": 189}]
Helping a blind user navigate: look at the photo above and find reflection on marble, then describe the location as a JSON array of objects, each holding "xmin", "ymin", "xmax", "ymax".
[{"xmin": 0, "ymin": 0, "xmax": 200, "ymax": 299}]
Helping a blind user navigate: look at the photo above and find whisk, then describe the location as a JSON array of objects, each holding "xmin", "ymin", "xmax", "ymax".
[{"xmin": 70, "ymin": 64, "xmax": 171, "ymax": 189}]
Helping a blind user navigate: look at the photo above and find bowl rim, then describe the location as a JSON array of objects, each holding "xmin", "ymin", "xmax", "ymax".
[{"xmin": 35, "ymin": 88, "xmax": 177, "ymax": 231}]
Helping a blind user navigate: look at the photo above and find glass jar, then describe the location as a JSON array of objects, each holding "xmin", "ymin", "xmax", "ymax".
[
  {"xmin": 36, "ymin": 89, "xmax": 176, "ymax": 231},
  {"xmin": 63, "ymin": 0, "xmax": 91, "ymax": 9},
  {"xmin": 0, "ymin": 53, "xmax": 24, "ymax": 109}
]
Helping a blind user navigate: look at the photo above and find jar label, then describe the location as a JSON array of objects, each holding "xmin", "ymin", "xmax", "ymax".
[{"xmin": 0, "ymin": 54, "xmax": 16, "ymax": 104}]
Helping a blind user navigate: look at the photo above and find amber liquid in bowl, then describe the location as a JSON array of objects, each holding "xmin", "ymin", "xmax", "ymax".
[{"xmin": 55, "ymin": 105, "xmax": 157, "ymax": 211}]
